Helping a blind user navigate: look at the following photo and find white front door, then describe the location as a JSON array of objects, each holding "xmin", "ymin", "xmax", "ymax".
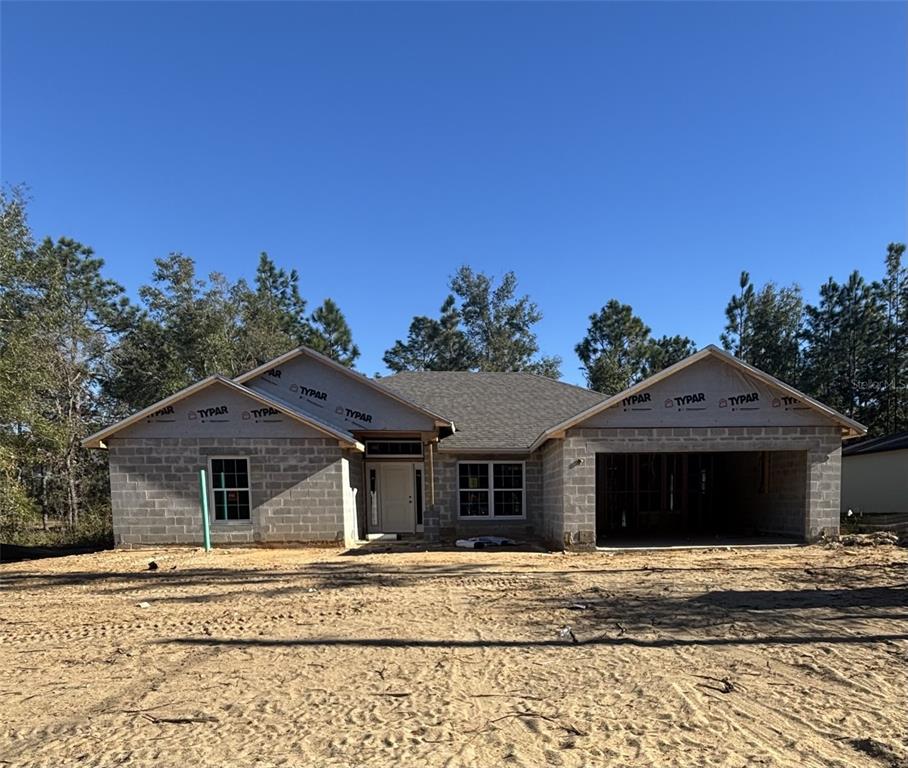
[{"xmin": 378, "ymin": 463, "xmax": 415, "ymax": 533}]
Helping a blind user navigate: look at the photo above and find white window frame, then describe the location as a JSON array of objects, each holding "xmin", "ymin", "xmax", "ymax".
[
  {"xmin": 207, "ymin": 456, "xmax": 252, "ymax": 524},
  {"xmin": 456, "ymin": 460, "xmax": 526, "ymax": 520}
]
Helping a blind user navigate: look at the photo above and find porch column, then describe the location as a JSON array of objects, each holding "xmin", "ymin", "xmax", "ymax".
[{"xmin": 423, "ymin": 440, "xmax": 440, "ymax": 543}]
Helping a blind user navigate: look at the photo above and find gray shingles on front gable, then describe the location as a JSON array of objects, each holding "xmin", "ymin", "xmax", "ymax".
[{"xmin": 379, "ymin": 372, "xmax": 606, "ymax": 452}]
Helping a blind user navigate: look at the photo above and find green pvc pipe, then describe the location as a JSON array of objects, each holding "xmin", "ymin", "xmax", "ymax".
[{"xmin": 198, "ymin": 468, "xmax": 212, "ymax": 551}]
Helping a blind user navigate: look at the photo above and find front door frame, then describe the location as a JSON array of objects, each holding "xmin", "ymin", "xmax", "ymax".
[{"xmin": 365, "ymin": 460, "xmax": 425, "ymax": 534}]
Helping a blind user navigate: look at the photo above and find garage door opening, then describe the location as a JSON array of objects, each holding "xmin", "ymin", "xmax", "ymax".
[{"xmin": 595, "ymin": 451, "xmax": 806, "ymax": 547}]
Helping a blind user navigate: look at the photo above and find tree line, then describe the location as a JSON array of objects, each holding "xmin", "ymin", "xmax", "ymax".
[
  {"xmin": 1, "ymin": 188, "xmax": 904, "ymax": 544},
  {"xmin": 385, "ymin": 247, "xmax": 908, "ymax": 437}
]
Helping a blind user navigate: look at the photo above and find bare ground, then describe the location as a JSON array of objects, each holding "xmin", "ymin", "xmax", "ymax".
[{"xmin": 1, "ymin": 544, "xmax": 906, "ymax": 768}]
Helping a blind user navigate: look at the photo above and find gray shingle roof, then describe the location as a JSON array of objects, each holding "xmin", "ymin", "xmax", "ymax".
[{"xmin": 378, "ymin": 371, "xmax": 607, "ymax": 452}]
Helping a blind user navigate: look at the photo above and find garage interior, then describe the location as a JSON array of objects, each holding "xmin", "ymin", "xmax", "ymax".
[{"xmin": 595, "ymin": 450, "xmax": 807, "ymax": 546}]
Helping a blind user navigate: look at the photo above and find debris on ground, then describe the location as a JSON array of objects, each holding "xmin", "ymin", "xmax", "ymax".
[
  {"xmin": 826, "ymin": 532, "xmax": 901, "ymax": 548},
  {"xmin": 137, "ymin": 601, "xmax": 151, "ymax": 609},
  {"xmin": 147, "ymin": 561, "xmax": 159, "ymax": 571},
  {"xmin": 455, "ymin": 536, "xmax": 515, "ymax": 549},
  {"xmin": 558, "ymin": 626, "xmax": 578, "ymax": 644}
]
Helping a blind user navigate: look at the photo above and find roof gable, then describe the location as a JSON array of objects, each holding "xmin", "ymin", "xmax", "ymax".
[
  {"xmin": 83, "ymin": 376, "xmax": 362, "ymax": 449},
  {"xmin": 235, "ymin": 346, "xmax": 454, "ymax": 433},
  {"xmin": 531, "ymin": 346, "xmax": 865, "ymax": 449}
]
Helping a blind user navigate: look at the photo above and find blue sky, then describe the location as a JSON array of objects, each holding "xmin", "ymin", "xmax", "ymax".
[{"xmin": 2, "ymin": 2, "xmax": 906, "ymax": 384}]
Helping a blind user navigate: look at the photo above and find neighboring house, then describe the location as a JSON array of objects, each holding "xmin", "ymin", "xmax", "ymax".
[
  {"xmin": 842, "ymin": 431, "xmax": 908, "ymax": 520},
  {"xmin": 84, "ymin": 344, "xmax": 865, "ymax": 550}
]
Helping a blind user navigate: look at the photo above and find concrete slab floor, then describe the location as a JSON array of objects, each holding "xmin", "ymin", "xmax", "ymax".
[{"xmin": 595, "ymin": 535, "xmax": 802, "ymax": 552}]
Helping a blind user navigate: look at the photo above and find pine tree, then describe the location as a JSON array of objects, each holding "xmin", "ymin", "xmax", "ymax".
[
  {"xmin": 384, "ymin": 268, "xmax": 560, "ymax": 377},
  {"xmin": 307, "ymin": 298, "xmax": 359, "ymax": 367},
  {"xmin": 803, "ymin": 272, "xmax": 885, "ymax": 429},
  {"xmin": 384, "ymin": 295, "xmax": 474, "ymax": 372},
  {"xmin": 644, "ymin": 335, "xmax": 698, "ymax": 377},
  {"xmin": 720, "ymin": 272, "xmax": 803, "ymax": 383},
  {"xmin": 721, "ymin": 271, "xmax": 756, "ymax": 360},
  {"xmin": 107, "ymin": 254, "xmax": 243, "ymax": 409},
  {"xmin": 236, "ymin": 253, "xmax": 309, "ymax": 368},
  {"xmin": 879, "ymin": 243, "xmax": 908, "ymax": 432},
  {"xmin": 576, "ymin": 301, "xmax": 653, "ymax": 395}
]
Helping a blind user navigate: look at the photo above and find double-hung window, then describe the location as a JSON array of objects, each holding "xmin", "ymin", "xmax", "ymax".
[
  {"xmin": 458, "ymin": 461, "xmax": 525, "ymax": 519},
  {"xmin": 209, "ymin": 457, "xmax": 251, "ymax": 521}
]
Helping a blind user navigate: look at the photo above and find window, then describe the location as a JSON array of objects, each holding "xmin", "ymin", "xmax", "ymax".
[
  {"xmin": 458, "ymin": 462, "xmax": 525, "ymax": 518},
  {"xmin": 365, "ymin": 440, "xmax": 422, "ymax": 457},
  {"xmin": 415, "ymin": 468, "xmax": 424, "ymax": 525},
  {"xmin": 209, "ymin": 458, "xmax": 251, "ymax": 521}
]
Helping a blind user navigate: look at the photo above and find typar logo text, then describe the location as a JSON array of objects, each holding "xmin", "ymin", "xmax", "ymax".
[
  {"xmin": 772, "ymin": 396, "xmax": 808, "ymax": 411},
  {"xmin": 291, "ymin": 383, "xmax": 328, "ymax": 406},
  {"xmin": 259, "ymin": 368, "xmax": 282, "ymax": 386},
  {"xmin": 242, "ymin": 407, "xmax": 282, "ymax": 423},
  {"xmin": 720, "ymin": 392, "xmax": 760, "ymax": 411},
  {"xmin": 145, "ymin": 405, "xmax": 175, "ymax": 423},
  {"xmin": 188, "ymin": 405, "xmax": 230, "ymax": 423},
  {"xmin": 666, "ymin": 392, "xmax": 707, "ymax": 410},
  {"xmin": 336, "ymin": 406, "xmax": 374, "ymax": 424},
  {"xmin": 622, "ymin": 392, "xmax": 652, "ymax": 411}
]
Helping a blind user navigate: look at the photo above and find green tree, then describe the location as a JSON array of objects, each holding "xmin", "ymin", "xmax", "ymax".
[
  {"xmin": 384, "ymin": 268, "xmax": 559, "ymax": 377},
  {"xmin": 803, "ymin": 271, "xmax": 885, "ymax": 429},
  {"xmin": 644, "ymin": 335, "xmax": 698, "ymax": 377},
  {"xmin": 237, "ymin": 252, "xmax": 309, "ymax": 368},
  {"xmin": 720, "ymin": 271, "xmax": 756, "ymax": 360},
  {"xmin": 878, "ymin": 243, "xmax": 908, "ymax": 432},
  {"xmin": 107, "ymin": 254, "xmax": 243, "ymax": 410},
  {"xmin": 721, "ymin": 272, "xmax": 804, "ymax": 383},
  {"xmin": 306, "ymin": 298, "xmax": 359, "ymax": 367},
  {"xmin": 576, "ymin": 300, "xmax": 653, "ymax": 394},
  {"xmin": 0, "ymin": 216, "xmax": 130, "ymax": 534},
  {"xmin": 32, "ymin": 237, "xmax": 131, "ymax": 527},
  {"xmin": 0, "ymin": 188, "xmax": 40, "ymax": 537},
  {"xmin": 384, "ymin": 295, "xmax": 475, "ymax": 372},
  {"xmin": 452, "ymin": 267, "xmax": 560, "ymax": 376}
]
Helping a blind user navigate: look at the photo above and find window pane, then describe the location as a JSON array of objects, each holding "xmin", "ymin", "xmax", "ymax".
[
  {"xmin": 211, "ymin": 459, "xmax": 249, "ymax": 490},
  {"xmin": 365, "ymin": 441, "xmax": 422, "ymax": 456},
  {"xmin": 213, "ymin": 490, "xmax": 228, "ymax": 520},
  {"xmin": 459, "ymin": 490, "xmax": 489, "ymax": 516},
  {"xmin": 494, "ymin": 490, "xmax": 523, "ymax": 517},
  {"xmin": 459, "ymin": 463, "xmax": 489, "ymax": 490},
  {"xmin": 211, "ymin": 461, "xmax": 226, "ymax": 489},
  {"xmin": 493, "ymin": 463, "xmax": 523, "ymax": 490}
]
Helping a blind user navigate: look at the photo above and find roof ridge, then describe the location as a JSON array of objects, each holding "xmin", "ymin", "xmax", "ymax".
[
  {"xmin": 513, "ymin": 369, "xmax": 607, "ymax": 398},
  {"xmin": 380, "ymin": 368, "xmax": 607, "ymax": 398}
]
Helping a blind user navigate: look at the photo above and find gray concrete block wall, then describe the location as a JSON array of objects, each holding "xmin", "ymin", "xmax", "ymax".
[
  {"xmin": 431, "ymin": 451, "xmax": 542, "ymax": 540},
  {"xmin": 723, "ymin": 451, "xmax": 807, "ymax": 537},
  {"xmin": 108, "ymin": 437, "xmax": 348, "ymax": 546},
  {"xmin": 541, "ymin": 439, "xmax": 564, "ymax": 548},
  {"xmin": 559, "ymin": 426, "xmax": 844, "ymax": 550}
]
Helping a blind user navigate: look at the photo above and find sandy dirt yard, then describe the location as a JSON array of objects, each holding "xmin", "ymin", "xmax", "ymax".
[{"xmin": 1, "ymin": 543, "xmax": 907, "ymax": 768}]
